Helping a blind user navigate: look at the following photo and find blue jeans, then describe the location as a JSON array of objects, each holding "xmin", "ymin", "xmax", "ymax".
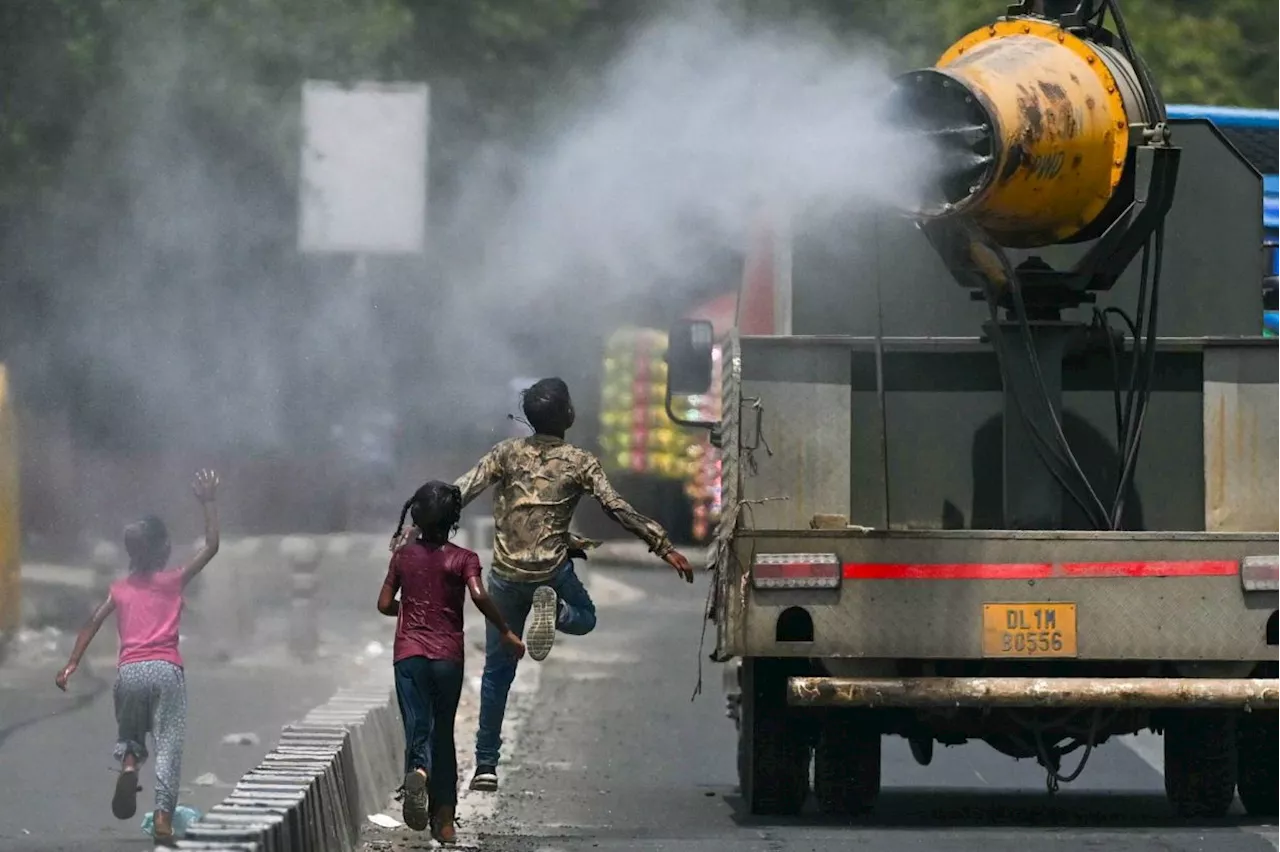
[
  {"xmin": 394, "ymin": 657, "xmax": 464, "ymax": 806},
  {"xmin": 475, "ymin": 561, "xmax": 596, "ymax": 767}
]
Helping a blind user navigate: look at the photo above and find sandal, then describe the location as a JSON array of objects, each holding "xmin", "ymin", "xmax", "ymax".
[{"xmin": 111, "ymin": 768, "xmax": 140, "ymax": 820}]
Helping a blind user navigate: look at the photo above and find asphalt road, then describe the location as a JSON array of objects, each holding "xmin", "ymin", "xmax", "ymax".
[
  {"xmin": 0, "ymin": 611, "xmax": 388, "ymax": 852},
  {"xmin": 402, "ymin": 565, "xmax": 1279, "ymax": 852}
]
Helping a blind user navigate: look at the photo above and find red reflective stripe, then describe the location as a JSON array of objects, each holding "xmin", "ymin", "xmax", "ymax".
[
  {"xmin": 1058, "ymin": 560, "xmax": 1238, "ymax": 578},
  {"xmin": 842, "ymin": 560, "xmax": 1240, "ymax": 580},
  {"xmin": 754, "ymin": 563, "xmax": 840, "ymax": 579},
  {"xmin": 843, "ymin": 563, "xmax": 1052, "ymax": 580}
]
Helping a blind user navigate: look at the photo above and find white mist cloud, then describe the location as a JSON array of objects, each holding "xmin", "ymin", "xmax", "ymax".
[
  {"xmin": 441, "ymin": 6, "xmax": 933, "ymax": 324},
  {"xmin": 13, "ymin": 3, "xmax": 937, "ymax": 491}
]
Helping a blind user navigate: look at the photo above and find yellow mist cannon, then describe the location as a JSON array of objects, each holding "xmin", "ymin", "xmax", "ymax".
[
  {"xmin": 888, "ymin": 1, "xmax": 1180, "ymax": 533},
  {"xmin": 891, "ymin": 0, "xmax": 1178, "ymax": 295}
]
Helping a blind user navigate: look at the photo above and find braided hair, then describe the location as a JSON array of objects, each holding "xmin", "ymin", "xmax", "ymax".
[{"xmin": 394, "ymin": 480, "xmax": 463, "ymax": 546}]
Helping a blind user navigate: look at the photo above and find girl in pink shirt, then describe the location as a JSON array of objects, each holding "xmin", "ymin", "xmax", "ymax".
[{"xmin": 57, "ymin": 470, "xmax": 221, "ymax": 842}]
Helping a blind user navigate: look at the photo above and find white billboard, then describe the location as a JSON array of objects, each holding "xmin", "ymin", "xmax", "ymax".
[{"xmin": 298, "ymin": 80, "xmax": 429, "ymax": 255}]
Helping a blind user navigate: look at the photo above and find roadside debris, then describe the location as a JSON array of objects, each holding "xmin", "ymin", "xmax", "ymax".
[
  {"xmin": 141, "ymin": 806, "xmax": 202, "ymax": 838},
  {"xmin": 192, "ymin": 772, "xmax": 225, "ymax": 787},
  {"xmin": 367, "ymin": 813, "xmax": 402, "ymax": 829},
  {"xmin": 220, "ymin": 732, "xmax": 261, "ymax": 746}
]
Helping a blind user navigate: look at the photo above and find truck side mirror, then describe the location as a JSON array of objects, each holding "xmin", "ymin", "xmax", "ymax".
[
  {"xmin": 667, "ymin": 320, "xmax": 714, "ymax": 395},
  {"xmin": 665, "ymin": 319, "xmax": 716, "ymax": 431}
]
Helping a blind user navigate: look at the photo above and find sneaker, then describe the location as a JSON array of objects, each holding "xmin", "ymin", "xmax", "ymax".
[
  {"xmin": 402, "ymin": 770, "xmax": 429, "ymax": 831},
  {"xmin": 111, "ymin": 767, "xmax": 140, "ymax": 820},
  {"xmin": 469, "ymin": 764, "xmax": 498, "ymax": 792},
  {"xmin": 526, "ymin": 586, "xmax": 558, "ymax": 661}
]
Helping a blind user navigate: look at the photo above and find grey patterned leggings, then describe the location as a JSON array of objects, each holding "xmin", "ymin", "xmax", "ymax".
[{"xmin": 113, "ymin": 661, "xmax": 187, "ymax": 814}]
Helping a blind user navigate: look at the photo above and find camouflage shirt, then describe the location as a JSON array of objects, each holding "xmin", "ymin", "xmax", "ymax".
[{"xmin": 454, "ymin": 435, "xmax": 674, "ymax": 583}]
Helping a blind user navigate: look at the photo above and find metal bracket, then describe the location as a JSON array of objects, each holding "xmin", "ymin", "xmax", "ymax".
[{"xmin": 740, "ymin": 396, "xmax": 773, "ymax": 475}]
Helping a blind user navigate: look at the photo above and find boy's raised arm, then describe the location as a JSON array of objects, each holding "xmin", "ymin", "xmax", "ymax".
[
  {"xmin": 180, "ymin": 469, "xmax": 221, "ymax": 587},
  {"xmin": 453, "ymin": 445, "xmax": 504, "ymax": 508},
  {"xmin": 582, "ymin": 458, "xmax": 694, "ymax": 582}
]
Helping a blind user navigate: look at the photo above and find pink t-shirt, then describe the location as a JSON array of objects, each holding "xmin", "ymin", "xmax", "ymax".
[{"xmin": 110, "ymin": 568, "xmax": 185, "ymax": 668}]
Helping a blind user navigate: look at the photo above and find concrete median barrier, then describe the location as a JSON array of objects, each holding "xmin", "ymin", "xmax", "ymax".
[{"xmin": 162, "ymin": 671, "xmax": 405, "ymax": 852}]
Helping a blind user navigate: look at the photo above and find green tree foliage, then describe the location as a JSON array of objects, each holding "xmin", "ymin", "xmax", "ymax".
[
  {"xmin": 737, "ymin": 0, "xmax": 1277, "ymax": 106},
  {"xmin": 0, "ymin": 0, "xmax": 1275, "ymax": 221}
]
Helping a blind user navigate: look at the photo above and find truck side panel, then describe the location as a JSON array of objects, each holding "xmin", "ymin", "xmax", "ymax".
[
  {"xmin": 1204, "ymin": 346, "xmax": 1279, "ymax": 531},
  {"xmin": 736, "ymin": 338, "xmax": 851, "ymax": 530}
]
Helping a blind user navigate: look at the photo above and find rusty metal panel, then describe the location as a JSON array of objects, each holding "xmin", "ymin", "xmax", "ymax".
[
  {"xmin": 738, "ymin": 338, "xmax": 851, "ymax": 530},
  {"xmin": 788, "ymin": 676, "xmax": 1280, "ymax": 709},
  {"xmin": 712, "ymin": 333, "xmax": 745, "ymax": 660},
  {"xmin": 735, "ymin": 530, "xmax": 1277, "ymax": 661},
  {"xmin": 1203, "ymin": 344, "xmax": 1278, "ymax": 532}
]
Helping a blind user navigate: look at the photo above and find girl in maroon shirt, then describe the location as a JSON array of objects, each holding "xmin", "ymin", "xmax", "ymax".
[{"xmin": 378, "ymin": 480, "xmax": 524, "ymax": 843}]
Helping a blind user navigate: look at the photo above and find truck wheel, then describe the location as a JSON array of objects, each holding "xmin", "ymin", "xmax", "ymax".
[
  {"xmin": 740, "ymin": 659, "xmax": 810, "ymax": 816},
  {"xmin": 1163, "ymin": 711, "xmax": 1238, "ymax": 818},
  {"xmin": 1236, "ymin": 710, "xmax": 1278, "ymax": 817},
  {"xmin": 814, "ymin": 712, "xmax": 881, "ymax": 816}
]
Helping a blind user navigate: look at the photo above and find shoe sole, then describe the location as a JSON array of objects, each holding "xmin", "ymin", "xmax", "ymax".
[
  {"xmin": 469, "ymin": 773, "xmax": 498, "ymax": 792},
  {"xmin": 403, "ymin": 771, "xmax": 430, "ymax": 831},
  {"xmin": 527, "ymin": 586, "xmax": 557, "ymax": 662},
  {"xmin": 112, "ymin": 769, "xmax": 139, "ymax": 820}
]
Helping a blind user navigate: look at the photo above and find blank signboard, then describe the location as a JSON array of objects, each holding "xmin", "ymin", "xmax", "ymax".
[{"xmin": 298, "ymin": 80, "xmax": 429, "ymax": 255}]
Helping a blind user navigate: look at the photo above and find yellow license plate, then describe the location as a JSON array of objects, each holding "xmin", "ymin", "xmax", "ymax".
[{"xmin": 982, "ymin": 603, "xmax": 1078, "ymax": 658}]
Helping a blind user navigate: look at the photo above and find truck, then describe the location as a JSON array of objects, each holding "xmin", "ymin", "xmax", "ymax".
[{"xmin": 663, "ymin": 0, "xmax": 1279, "ymax": 820}]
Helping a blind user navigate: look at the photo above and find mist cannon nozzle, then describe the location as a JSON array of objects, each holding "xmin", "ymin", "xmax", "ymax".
[
  {"xmin": 891, "ymin": 14, "xmax": 1157, "ymax": 250},
  {"xmin": 888, "ymin": 69, "xmax": 999, "ymax": 219}
]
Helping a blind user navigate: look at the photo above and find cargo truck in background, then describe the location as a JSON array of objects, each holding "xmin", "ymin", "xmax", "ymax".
[{"xmin": 664, "ymin": 0, "xmax": 1279, "ymax": 820}]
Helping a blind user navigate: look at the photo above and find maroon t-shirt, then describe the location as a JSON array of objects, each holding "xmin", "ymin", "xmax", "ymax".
[{"xmin": 385, "ymin": 541, "xmax": 483, "ymax": 663}]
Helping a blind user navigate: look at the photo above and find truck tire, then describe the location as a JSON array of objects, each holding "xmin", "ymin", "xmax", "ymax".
[
  {"xmin": 740, "ymin": 659, "xmax": 810, "ymax": 816},
  {"xmin": 1163, "ymin": 711, "xmax": 1238, "ymax": 818},
  {"xmin": 1236, "ymin": 710, "xmax": 1278, "ymax": 817},
  {"xmin": 814, "ymin": 712, "xmax": 881, "ymax": 816}
]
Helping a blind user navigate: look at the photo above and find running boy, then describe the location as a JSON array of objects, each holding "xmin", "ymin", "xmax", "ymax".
[
  {"xmin": 451, "ymin": 377, "xmax": 693, "ymax": 792},
  {"xmin": 379, "ymin": 480, "xmax": 525, "ymax": 843},
  {"xmin": 56, "ymin": 469, "xmax": 221, "ymax": 842}
]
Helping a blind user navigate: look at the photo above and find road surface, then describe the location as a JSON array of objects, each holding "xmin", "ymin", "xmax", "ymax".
[
  {"xmin": 364, "ymin": 564, "xmax": 1279, "ymax": 852},
  {"xmin": 0, "ymin": 611, "xmax": 388, "ymax": 852}
]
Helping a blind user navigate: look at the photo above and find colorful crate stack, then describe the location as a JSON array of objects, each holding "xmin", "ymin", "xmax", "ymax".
[
  {"xmin": 684, "ymin": 345, "xmax": 723, "ymax": 542},
  {"xmin": 598, "ymin": 328, "xmax": 723, "ymax": 543}
]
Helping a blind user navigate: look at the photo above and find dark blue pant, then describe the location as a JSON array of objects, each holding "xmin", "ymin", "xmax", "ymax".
[
  {"xmin": 475, "ymin": 561, "xmax": 596, "ymax": 767},
  {"xmin": 394, "ymin": 657, "xmax": 464, "ymax": 807}
]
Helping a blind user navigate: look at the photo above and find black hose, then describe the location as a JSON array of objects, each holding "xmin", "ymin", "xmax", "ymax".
[
  {"xmin": 983, "ymin": 287, "xmax": 1111, "ymax": 529},
  {"xmin": 1119, "ymin": 241, "xmax": 1152, "ymax": 446},
  {"xmin": 1104, "ymin": 0, "xmax": 1166, "ymax": 122},
  {"xmin": 1094, "ymin": 308, "xmax": 1124, "ymax": 447},
  {"xmin": 1007, "ymin": 275, "xmax": 1113, "ymax": 528},
  {"xmin": 1096, "ymin": 305, "xmax": 1141, "ymax": 476},
  {"xmin": 1110, "ymin": 225, "xmax": 1165, "ymax": 528}
]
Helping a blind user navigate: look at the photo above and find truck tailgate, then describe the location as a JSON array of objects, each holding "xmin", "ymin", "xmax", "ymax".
[{"xmin": 726, "ymin": 529, "xmax": 1278, "ymax": 661}]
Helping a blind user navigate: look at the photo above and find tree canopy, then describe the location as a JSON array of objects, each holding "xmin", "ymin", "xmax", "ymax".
[{"xmin": 0, "ymin": 0, "xmax": 1275, "ymax": 230}]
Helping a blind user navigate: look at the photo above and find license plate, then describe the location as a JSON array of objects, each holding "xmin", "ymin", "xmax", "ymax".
[{"xmin": 982, "ymin": 603, "xmax": 1078, "ymax": 658}]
